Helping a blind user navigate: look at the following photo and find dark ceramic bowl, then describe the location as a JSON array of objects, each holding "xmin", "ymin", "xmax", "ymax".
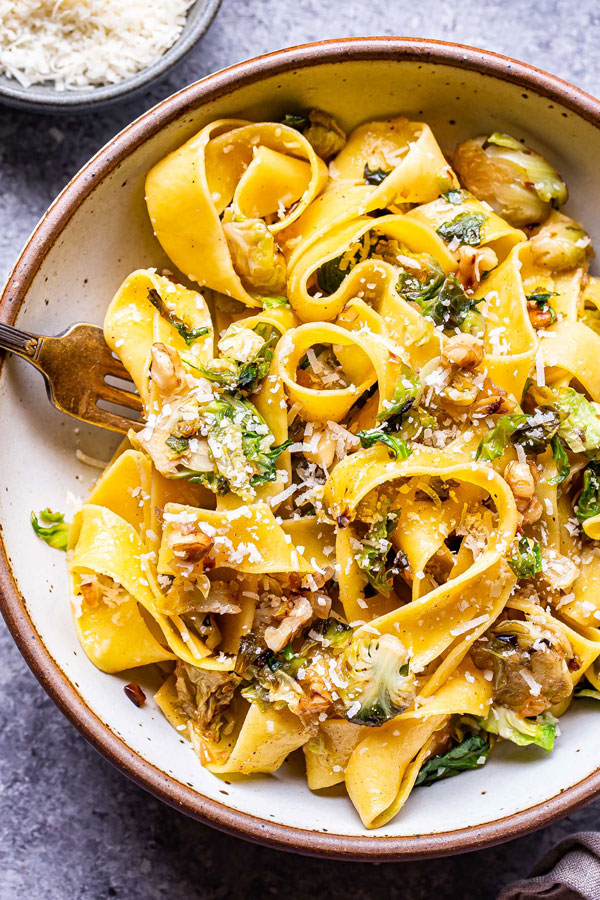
[{"xmin": 0, "ymin": 0, "xmax": 221, "ymax": 113}]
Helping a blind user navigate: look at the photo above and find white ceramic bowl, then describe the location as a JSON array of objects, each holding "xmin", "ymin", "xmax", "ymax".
[{"xmin": 2, "ymin": 38, "xmax": 600, "ymax": 860}]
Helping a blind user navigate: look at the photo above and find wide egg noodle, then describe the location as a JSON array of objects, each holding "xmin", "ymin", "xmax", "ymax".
[
  {"xmin": 104, "ymin": 269, "xmax": 213, "ymax": 408},
  {"xmin": 145, "ymin": 120, "xmax": 328, "ymax": 305}
]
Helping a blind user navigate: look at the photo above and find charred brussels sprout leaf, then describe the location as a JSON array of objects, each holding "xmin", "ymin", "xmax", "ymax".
[
  {"xmin": 364, "ymin": 163, "xmax": 391, "ymax": 185},
  {"xmin": 357, "ymin": 428, "xmax": 412, "ymax": 460},
  {"xmin": 556, "ymin": 387, "xmax": 600, "ymax": 455},
  {"xmin": 376, "ymin": 364, "xmax": 420, "ymax": 426},
  {"xmin": 480, "ymin": 707, "xmax": 557, "ymax": 751},
  {"xmin": 509, "ymin": 535, "xmax": 543, "ymax": 578},
  {"xmin": 31, "ymin": 508, "xmax": 70, "ymax": 551},
  {"xmin": 475, "ymin": 414, "xmax": 528, "ymax": 461},
  {"xmin": 576, "ymin": 461, "xmax": 600, "ymax": 523},
  {"xmin": 416, "ymin": 276, "xmax": 482, "ymax": 331},
  {"xmin": 396, "ymin": 259, "xmax": 445, "ymax": 304},
  {"xmin": 442, "ymin": 189, "xmax": 465, "ymax": 205},
  {"xmin": 355, "ymin": 513, "xmax": 405, "ymax": 595},
  {"xmin": 166, "ymin": 434, "xmax": 190, "ymax": 455},
  {"xmin": 511, "ymin": 407, "xmax": 561, "ymax": 455},
  {"xmin": 281, "ymin": 113, "xmax": 310, "ymax": 131},
  {"xmin": 305, "ymin": 617, "xmax": 353, "ymax": 651},
  {"xmin": 195, "ymin": 326, "xmax": 277, "ymax": 394},
  {"xmin": 549, "ymin": 435, "xmax": 570, "ymax": 485},
  {"xmin": 147, "ymin": 289, "xmax": 211, "ymax": 345},
  {"xmin": 526, "ymin": 290, "xmax": 558, "ymax": 324},
  {"xmin": 415, "ymin": 734, "xmax": 490, "ymax": 787},
  {"xmin": 316, "ymin": 236, "xmax": 371, "ymax": 295},
  {"xmin": 283, "ymin": 109, "xmax": 346, "ymax": 160},
  {"xmin": 436, "ymin": 212, "xmax": 486, "ymax": 247}
]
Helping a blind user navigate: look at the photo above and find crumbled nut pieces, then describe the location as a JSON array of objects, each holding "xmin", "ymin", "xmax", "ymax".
[
  {"xmin": 80, "ymin": 581, "xmax": 99, "ymax": 607},
  {"xmin": 169, "ymin": 525, "xmax": 214, "ymax": 564},
  {"xmin": 527, "ymin": 300, "xmax": 554, "ymax": 329},
  {"xmin": 441, "ymin": 333, "xmax": 484, "ymax": 368},
  {"xmin": 504, "ymin": 460, "xmax": 536, "ymax": 499},
  {"xmin": 504, "ymin": 460, "xmax": 543, "ymax": 523},
  {"xmin": 456, "ymin": 245, "xmax": 498, "ymax": 291},
  {"xmin": 440, "ymin": 370, "xmax": 481, "ymax": 406},
  {"xmin": 124, "ymin": 682, "xmax": 146, "ymax": 707},
  {"xmin": 469, "ymin": 380, "xmax": 517, "ymax": 419},
  {"xmin": 150, "ymin": 342, "xmax": 185, "ymax": 394},
  {"xmin": 264, "ymin": 595, "xmax": 314, "ymax": 652}
]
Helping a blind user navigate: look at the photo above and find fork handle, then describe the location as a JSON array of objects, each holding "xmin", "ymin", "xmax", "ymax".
[{"xmin": 0, "ymin": 322, "xmax": 41, "ymax": 361}]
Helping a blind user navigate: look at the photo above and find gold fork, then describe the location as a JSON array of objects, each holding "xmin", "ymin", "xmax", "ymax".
[{"xmin": 0, "ymin": 321, "xmax": 143, "ymax": 433}]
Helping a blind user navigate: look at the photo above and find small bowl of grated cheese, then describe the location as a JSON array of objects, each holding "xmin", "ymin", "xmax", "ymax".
[{"xmin": 0, "ymin": 0, "xmax": 222, "ymax": 112}]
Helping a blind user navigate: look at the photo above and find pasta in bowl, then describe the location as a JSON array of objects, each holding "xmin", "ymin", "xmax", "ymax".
[{"xmin": 29, "ymin": 106, "xmax": 600, "ymax": 832}]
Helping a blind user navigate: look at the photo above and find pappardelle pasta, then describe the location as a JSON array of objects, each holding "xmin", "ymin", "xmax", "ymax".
[{"xmin": 36, "ymin": 110, "xmax": 600, "ymax": 829}]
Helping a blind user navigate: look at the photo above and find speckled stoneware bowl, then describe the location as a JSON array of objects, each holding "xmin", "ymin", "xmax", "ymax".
[
  {"xmin": 0, "ymin": 0, "xmax": 221, "ymax": 113},
  {"xmin": 2, "ymin": 37, "xmax": 600, "ymax": 860}
]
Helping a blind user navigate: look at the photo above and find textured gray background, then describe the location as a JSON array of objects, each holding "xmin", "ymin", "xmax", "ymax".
[{"xmin": 1, "ymin": 1, "xmax": 600, "ymax": 897}]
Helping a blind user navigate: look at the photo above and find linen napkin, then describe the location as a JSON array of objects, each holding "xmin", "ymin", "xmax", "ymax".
[{"xmin": 498, "ymin": 832, "xmax": 600, "ymax": 899}]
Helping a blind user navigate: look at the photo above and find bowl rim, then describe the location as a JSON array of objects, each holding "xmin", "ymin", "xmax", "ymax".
[
  {"xmin": 0, "ymin": 0, "xmax": 222, "ymax": 112},
  {"xmin": 2, "ymin": 35, "xmax": 600, "ymax": 860}
]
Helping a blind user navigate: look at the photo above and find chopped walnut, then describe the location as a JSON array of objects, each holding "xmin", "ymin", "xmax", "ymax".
[
  {"xmin": 527, "ymin": 301, "xmax": 554, "ymax": 329},
  {"xmin": 441, "ymin": 333, "xmax": 484, "ymax": 368},
  {"xmin": 504, "ymin": 460, "xmax": 537, "ymax": 500},
  {"xmin": 264, "ymin": 595, "xmax": 314, "ymax": 652},
  {"xmin": 456, "ymin": 245, "xmax": 498, "ymax": 291},
  {"xmin": 469, "ymin": 379, "xmax": 517, "ymax": 419},
  {"xmin": 169, "ymin": 525, "xmax": 214, "ymax": 564},
  {"xmin": 517, "ymin": 495, "xmax": 544, "ymax": 525},
  {"xmin": 150, "ymin": 342, "xmax": 186, "ymax": 395}
]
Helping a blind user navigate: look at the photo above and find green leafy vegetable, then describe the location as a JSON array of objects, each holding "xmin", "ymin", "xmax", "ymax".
[
  {"xmin": 396, "ymin": 258, "xmax": 445, "ymax": 304},
  {"xmin": 508, "ymin": 534, "xmax": 543, "ymax": 579},
  {"xmin": 442, "ymin": 189, "xmax": 465, "ymax": 205},
  {"xmin": 480, "ymin": 707, "xmax": 557, "ymax": 751},
  {"xmin": 165, "ymin": 434, "xmax": 190, "ymax": 455},
  {"xmin": 511, "ymin": 407, "xmax": 561, "ymax": 455},
  {"xmin": 364, "ymin": 163, "xmax": 391, "ymax": 185},
  {"xmin": 341, "ymin": 633, "xmax": 414, "ymax": 726},
  {"xmin": 192, "ymin": 325, "xmax": 277, "ymax": 393},
  {"xmin": 526, "ymin": 290, "xmax": 558, "ymax": 324},
  {"xmin": 281, "ymin": 113, "xmax": 309, "ymax": 131},
  {"xmin": 376, "ymin": 364, "xmax": 420, "ymax": 426},
  {"xmin": 416, "ymin": 276, "xmax": 482, "ymax": 331},
  {"xmin": 556, "ymin": 387, "xmax": 600, "ymax": 455},
  {"xmin": 436, "ymin": 212, "xmax": 487, "ymax": 247},
  {"xmin": 147, "ymin": 288, "xmax": 211, "ymax": 345},
  {"xmin": 316, "ymin": 236, "xmax": 371, "ymax": 295},
  {"xmin": 549, "ymin": 435, "xmax": 570, "ymax": 485},
  {"xmin": 187, "ymin": 394, "xmax": 291, "ymax": 497},
  {"xmin": 415, "ymin": 734, "xmax": 490, "ymax": 787},
  {"xmin": 574, "ymin": 681, "xmax": 600, "ymax": 701},
  {"xmin": 302, "ymin": 617, "xmax": 353, "ymax": 653},
  {"xmin": 475, "ymin": 414, "xmax": 528, "ymax": 461},
  {"xmin": 357, "ymin": 428, "xmax": 412, "ymax": 460},
  {"xmin": 355, "ymin": 513, "xmax": 406, "ymax": 595},
  {"xmin": 31, "ymin": 509, "xmax": 70, "ymax": 551},
  {"xmin": 261, "ymin": 295, "xmax": 290, "ymax": 309},
  {"xmin": 576, "ymin": 460, "xmax": 600, "ymax": 523}
]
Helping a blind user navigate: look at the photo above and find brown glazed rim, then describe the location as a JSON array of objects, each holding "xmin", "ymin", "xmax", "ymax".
[{"xmin": 2, "ymin": 37, "xmax": 600, "ymax": 861}]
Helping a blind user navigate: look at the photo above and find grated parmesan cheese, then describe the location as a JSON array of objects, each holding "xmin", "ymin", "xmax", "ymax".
[{"xmin": 0, "ymin": 0, "xmax": 194, "ymax": 91}]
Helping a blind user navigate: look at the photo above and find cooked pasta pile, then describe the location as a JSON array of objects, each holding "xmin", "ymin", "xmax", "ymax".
[{"xmin": 43, "ymin": 110, "xmax": 600, "ymax": 828}]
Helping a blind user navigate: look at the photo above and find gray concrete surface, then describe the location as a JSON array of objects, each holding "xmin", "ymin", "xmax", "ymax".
[{"xmin": 1, "ymin": 1, "xmax": 600, "ymax": 897}]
